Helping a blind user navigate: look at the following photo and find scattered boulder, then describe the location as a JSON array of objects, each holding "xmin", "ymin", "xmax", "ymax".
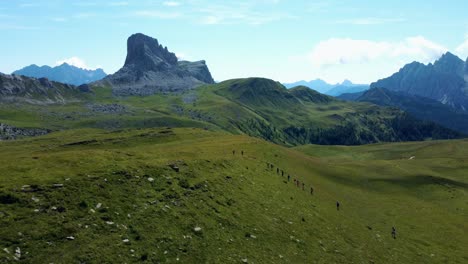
[
  {"xmin": 87, "ymin": 103, "xmax": 128, "ymax": 114},
  {"xmin": 169, "ymin": 164, "xmax": 180, "ymax": 172},
  {"xmin": 14, "ymin": 247, "xmax": 21, "ymax": 259}
]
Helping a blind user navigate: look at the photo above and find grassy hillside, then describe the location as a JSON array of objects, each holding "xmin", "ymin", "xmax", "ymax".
[
  {"xmin": 0, "ymin": 128, "xmax": 467, "ymax": 263},
  {"xmin": 0, "ymin": 78, "xmax": 464, "ymax": 145}
]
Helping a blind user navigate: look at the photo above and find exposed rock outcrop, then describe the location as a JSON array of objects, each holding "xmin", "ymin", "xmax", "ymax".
[
  {"xmin": 0, "ymin": 73, "xmax": 86, "ymax": 104},
  {"xmin": 97, "ymin": 33, "xmax": 215, "ymax": 96},
  {"xmin": 0, "ymin": 123, "xmax": 50, "ymax": 140}
]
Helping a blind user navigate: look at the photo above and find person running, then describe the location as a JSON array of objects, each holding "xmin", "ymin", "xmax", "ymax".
[
  {"xmin": 392, "ymin": 227, "xmax": 397, "ymax": 239},
  {"xmin": 336, "ymin": 201, "xmax": 340, "ymax": 211}
]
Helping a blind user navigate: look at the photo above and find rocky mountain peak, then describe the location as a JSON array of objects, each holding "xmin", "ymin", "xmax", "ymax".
[
  {"xmin": 341, "ymin": 79, "xmax": 353, "ymax": 86},
  {"xmin": 97, "ymin": 33, "xmax": 214, "ymax": 96},
  {"xmin": 434, "ymin": 52, "xmax": 464, "ymax": 76},
  {"xmin": 124, "ymin": 33, "xmax": 178, "ymax": 72}
]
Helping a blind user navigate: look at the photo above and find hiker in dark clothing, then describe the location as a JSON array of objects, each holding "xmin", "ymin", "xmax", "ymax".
[
  {"xmin": 392, "ymin": 227, "xmax": 396, "ymax": 239},
  {"xmin": 288, "ymin": 175, "xmax": 291, "ymax": 181},
  {"xmin": 302, "ymin": 182, "xmax": 305, "ymax": 190},
  {"xmin": 277, "ymin": 168, "xmax": 279, "ymax": 174},
  {"xmin": 310, "ymin": 186, "xmax": 314, "ymax": 195},
  {"xmin": 281, "ymin": 170, "xmax": 284, "ymax": 176},
  {"xmin": 336, "ymin": 201, "xmax": 340, "ymax": 211},
  {"xmin": 232, "ymin": 150, "xmax": 235, "ymax": 155},
  {"xmin": 241, "ymin": 150, "xmax": 244, "ymax": 156}
]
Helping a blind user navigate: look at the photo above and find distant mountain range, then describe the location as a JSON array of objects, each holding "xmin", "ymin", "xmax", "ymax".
[
  {"xmin": 339, "ymin": 87, "xmax": 468, "ymax": 134},
  {"xmin": 283, "ymin": 79, "xmax": 369, "ymax": 96},
  {"xmin": 0, "ymin": 33, "xmax": 466, "ymax": 145},
  {"xmin": 370, "ymin": 52, "xmax": 468, "ymax": 112},
  {"xmin": 338, "ymin": 52, "xmax": 468, "ymax": 134},
  {"xmin": 13, "ymin": 63, "xmax": 107, "ymax": 86}
]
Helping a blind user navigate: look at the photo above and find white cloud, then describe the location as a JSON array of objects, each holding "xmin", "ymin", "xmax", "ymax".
[
  {"xmin": 197, "ymin": 3, "xmax": 294, "ymax": 25},
  {"xmin": 72, "ymin": 2, "xmax": 98, "ymax": 7},
  {"xmin": 175, "ymin": 52, "xmax": 190, "ymax": 60},
  {"xmin": 455, "ymin": 37, "xmax": 468, "ymax": 60},
  {"xmin": 0, "ymin": 24, "xmax": 38, "ymax": 30},
  {"xmin": 334, "ymin": 17, "xmax": 406, "ymax": 25},
  {"xmin": 163, "ymin": 1, "xmax": 181, "ymax": 7},
  {"xmin": 308, "ymin": 36, "xmax": 447, "ymax": 67},
  {"xmin": 19, "ymin": 3, "xmax": 39, "ymax": 8},
  {"xmin": 109, "ymin": 1, "xmax": 128, "ymax": 6},
  {"xmin": 74, "ymin": 12, "xmax": 97, "ymax": 18},
  {"xmin": 50, "ymin": 17, "xmax": 67, "ymax": 22},
  {"xmin": 133, "ymin": 10, "xmax": 182, "ymax": 19},
  {"xmin": 55, "ymin": 57, "xmax": 95, "ymax": 70}
]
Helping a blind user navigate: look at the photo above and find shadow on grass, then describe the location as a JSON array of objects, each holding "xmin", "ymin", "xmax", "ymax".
[{"xmin": 369, "ymin": 175, "xmax": 468, "ymax": 189}]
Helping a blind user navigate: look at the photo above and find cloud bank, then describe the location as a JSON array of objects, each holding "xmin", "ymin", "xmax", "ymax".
[{"xmin": 308, "ymin": 36, "xmax": 448, "ymax": 68}]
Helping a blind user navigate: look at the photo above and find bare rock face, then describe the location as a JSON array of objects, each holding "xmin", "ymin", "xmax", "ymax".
[
  {"xmin": 0, "ymin": 123, "xmax": 49, "ymax": 140},
  {"xmin": 99, "ymin": 33, "xmax": 214, "ymax": 96},
  {"xmin": 0, "ymin": 74, "xmax": 85, "ymax": 104}
]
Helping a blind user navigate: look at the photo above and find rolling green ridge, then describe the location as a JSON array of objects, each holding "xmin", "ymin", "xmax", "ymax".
[
  {"xmin": 0, "ymin": 128, "xmax": 466, "ymax": 263},
  {"xmin": 0, "ymin": 77, "xmax": 463, "ymax": 145}
]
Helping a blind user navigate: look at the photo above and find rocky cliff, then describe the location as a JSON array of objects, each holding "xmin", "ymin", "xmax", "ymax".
[{"xmin": 98, "ymin": 33, "xmax": 214, "ymax": 96}]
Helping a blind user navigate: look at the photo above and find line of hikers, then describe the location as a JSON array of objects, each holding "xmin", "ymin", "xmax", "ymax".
[
  {"xmin": 266, "ymin": 162, "xmax": 314, "ymax": 195},
  {"xmin": 231, "ymin": 153, "xmax": 398, "ymax": 240},
  {"xmin": 266, "ymin": 161, "xmax": 397, "ymax": 239},
  {"xmin": 232, "ymin": 150, "xmax": 244, "ymax": 156}
]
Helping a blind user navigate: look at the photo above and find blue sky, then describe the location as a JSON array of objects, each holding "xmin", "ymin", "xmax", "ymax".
[{"xmin": 1, "ymin": 0, "xmax": 468, "ymax": 84}]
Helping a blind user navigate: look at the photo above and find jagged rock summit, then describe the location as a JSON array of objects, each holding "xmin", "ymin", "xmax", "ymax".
[
  {"xmin": 99, "ymin": 33, "xmax": 214, "ymax": 96},
  {"xmin": 371, "ymin": 52, "xmax": 468, "ymax": 111}
]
